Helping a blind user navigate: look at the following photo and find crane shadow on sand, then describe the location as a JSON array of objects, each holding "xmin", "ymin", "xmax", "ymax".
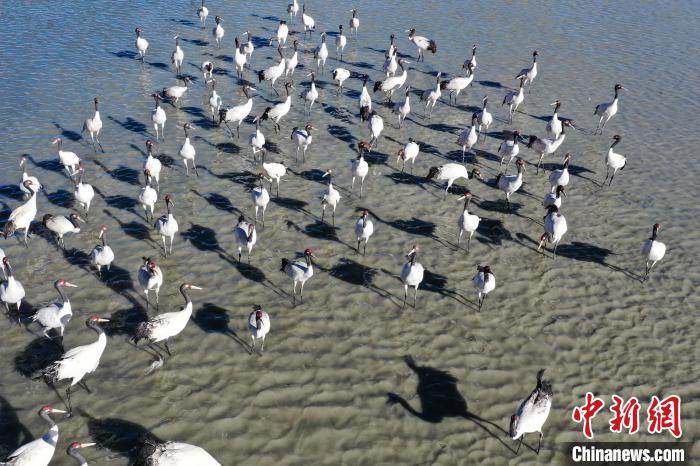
[
  {"xmin": 13, "ymin": 337, "xmax": 62, "ymax": 380},
  {"xmin": 386, "ymin": 356, "xmax": 519, "ymax": 454},
  {"xmin": 0, "ymin": 395, "xmax": 34, "ymax": 459},
  {"xmin": 324, "ymin": 258, "xmax": 403, "ymax": 308},
  {"xmin": 193, "ymin": 303, "xmax": 252, "ymax": 353},
  {"xmin": 79, "ymin": 409, "xmax": 163, "ymax": 463}
]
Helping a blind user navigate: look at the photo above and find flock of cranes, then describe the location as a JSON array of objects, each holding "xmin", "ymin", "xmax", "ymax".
[{"xmin": 0, "ymin": 0, "xmax": 669, "ymax": 464}]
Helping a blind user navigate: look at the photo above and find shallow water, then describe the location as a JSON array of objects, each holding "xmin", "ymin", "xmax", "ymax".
[{"xmin": 1, "ymin": 0, "xmax": 699, "ymax": 464}]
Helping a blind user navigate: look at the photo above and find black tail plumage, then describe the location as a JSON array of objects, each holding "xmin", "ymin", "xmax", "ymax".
[
  {"xmin": 257, "ymin": 70, "xmax": 265, "ymax": 83},
  {"xmin": 428, "ymin": 40, "xmax": 437, "ymax": 54},
  {"xmin": 131, "ymin": 322, "xmax": 150, "ymax": 345},
  {"xmin": 360, "ymin": 106, "xmax": 370, "ymax": 121},
  {"xmin": 41, "ymin": 362, "xmax": 60, "ymax": 385},
  {"xmin": 373, "ymin": 81, "xmax": 383, "ymax": 93},
  {"xmin": 535, "ymin": 368, "xmax": 553, "ymax": 398},
  {"xmin": 280, "ymin": 258, "xmax": 290, "ymax": 272}
]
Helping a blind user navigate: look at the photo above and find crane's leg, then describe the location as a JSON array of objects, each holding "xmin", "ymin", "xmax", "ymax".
[
  {"xmin": 277, "ymin": 181, "xmax": 280, "ymax": 197},
  {"xmin": 536, "ymin": 154, "xmax": 544, "ymax": 174},
  {"xmin": 552, "ymin": 241, "xmax": 559, "ymax": 258},
  {"xmin": 303, "ymin": 147, "xmax": 306, "ymax": 164},
  {"xmin": 516, "ymin": 436, "xmax": 523, "ymax": 455},
  {"xmin": 364, "ymin": 240, "xmax": 367, "ymax": 256},
  {"xmin": 458, "ymin": 229, "xmax": 463, "ymax": 247},
  {"xmin": 164, "ymin": 341, "xmax": 172, "ymax": 356},
  {"xmin": 292, "ymin": 281, "xmax": 297, "ymax": 305},
  {"xmin": 351, "ymin": 176, "xmax": 356, "ymax": 189},
  {"xmin": 183, "ymin": 160, "xmax": 190, "ymax": 176},
  {"xmin": 162, "ymin": 236, "xmax": 168, "ymax": 257},
  {"xmin": 169, "ymin": 236, "xmax": 175, "ymax": 255},
  {"xmin": 608, "ymin": 170, "xmax": 616, "ymax": 186},
  {"xmin": 537, "ymin": 236, "xmax": 546, "ymax": 252},
  {"xmin": 403, "ymin": 284, "xmax": 408, "ymax": 308},
  {"xmin": 237, "ymin": 124, "xmax": 241, "ymax": 139},
  {"xmin": 462, "ymin": 146, "xmax": 466, "ymax": 163},
  {"xmin": 155, "ymin": 290, "xmax": 159, "ymax": 311},
  {"xmin": 332, "ymin": 209, "xmax": 335, "ymax": 226},
  {"xmin": 299, "ymin": 281, "xmax": 305, "ymax": 303},
  {"xmin": 360, "ymin": 177, "xmax": 364, "ymax": 197},
  {"xmin": 262, "ymin": 208, "xmax": 265, "ymax": 228},
  {"xmin": 154, "ymin": 124, "xmax": 159, "ymax": 141},
  {"xmin": 251, "ymin": 335, "xmax": 256, "ymax": 350},
  {"xmin": 357, "ymin": 239, "xmax": 361, "ymax": 253},
  {"xmin": 413, "ymin": 286, "xmax": 418, "ymax": 308},
  {"xmin": 224, "ymin": 122, "xmax": 234, "ymax": 138},
  {"xmin": 321, "ymin": 204, "xmax": 326, "ymax": 224},
  {"xmin": 468, "ymin": 232, "xmax": 473, "ymax": 252},
  {"xmin": 238, "ymin": 249, "xmax": 242, "ymax": 263},
  {"xmin": 66, "ymin": 386, "xmax": 73, "ymax": 414},
  {"xmin": 260, "ymin": 335, "xmax": 265, "ymax": 353},
  {"xmin": 537, "ymin": 432, "xmax": 543, "ymax": 454}
]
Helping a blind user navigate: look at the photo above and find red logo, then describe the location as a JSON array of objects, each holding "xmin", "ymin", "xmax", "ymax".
[
  {"xmin": 647, "ymin": 395, "xmax": 682, "ymax": 438},
  {"xmin": 572, "ymin": 392, "xmax": 605, "ymax": 439},
  {"xmin": 609, "ymin": 395, "xmax": 640, "ymax": 434}
]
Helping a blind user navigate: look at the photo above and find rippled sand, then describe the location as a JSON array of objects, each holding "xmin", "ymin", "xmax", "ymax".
[{"xmin": 0, "ymin": 1, "xmax": 698, "ymax": 465}]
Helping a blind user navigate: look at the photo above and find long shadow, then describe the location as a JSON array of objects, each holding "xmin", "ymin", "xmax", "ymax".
[
  {"xmin": 27, "ymin": 155, "xmax": 64, "ymax": 174},
  {"xmin": 191, "ymin": 189, "xmax": 241, "ymax": 216},
  {"xmin": 107, "ymin": 116, "xmax": 147, "ymax": 135},
  {"xmin": 93, "ymin": 160, "xmax": 141, "ymax": 186},
  {"xmin": 0, "ymin": 395, "xmax": 34, "ymax": 459},
  {"xmin": 80, "ymin": 410, "xmax": 162, "ymax": 463},
  {"xmin": 182, "ymin": 223, "xmax": 221, "ymax": 252},
  {"xmin": 271, "ymin": 196, "xmax": 308, "ymax": 212},
  {"xmin": 46, "ymin": 189, "xmax": 74, "ymax": 209},
  {"xmin": 52, "ymin": 122, "xmax": 81, "ymax": 142},
  {"xmin": 103, "ymin": 194, "xmax": 139, "ymax": 213},
  {"xmin": 181, "ymin": 37, "xmax": 208, "ymax": 47},
  {"xmin": 387, "ymin": 356, "xmax": 516, "ymax": 453},
  {"xmin": 327, "ymin": 124, "xmax": 355, "ymax": 143},
  {"xmin": 193, "ymin": 303, "xmax": 251, "ymax": 353},
  {"xmin": 103, "ymin": 209, "xmax": 156, "ymax": 246},
  {"xmin": 327, "ymin": 258, "xmax": 401, "ymax": 306},
  {"xmin": 322, "ymin": 104, "xmax": 354, "ymax": 124},
  {"xmin": 14, "ymin": 337, "xmax": 62, "ymax": 379},
  {"xmin": 103, "ymin": 298, "xmax": 148, "ymax": 338},
  {"xmin": 301, "ymin": 222, "xmax": 354, "ymax": 250},
  {"xmin": 0, "ymin": 185, "xmax": 26, "ymax": 202},
  {"xmin": 476, "ymin": 218, "xmax": 513, "ymax": 247},
  {"xmin": 476, "ymin": 80, "xmax": 507, "ymax": 89}
]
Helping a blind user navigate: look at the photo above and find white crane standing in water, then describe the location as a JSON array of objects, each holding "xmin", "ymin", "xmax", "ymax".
[
  {"xmin": 3, "ymin": 180, "xmax": 38, "ymax": 247},
  {"xmin": 30, "ymin": 279, "xmax": 78, "ymax": 343},
  {"xmin": 641, "ymin": 223, "xmax": 666, "ymax": 281},
  {"xmin": 82, "ymin": 97, "xmax": 103, "ymax": 152},
  {"xmin": 472, "ymin": 265, "xmax": 495, "ymax": 311},
  {"xmin": 154, "ymin": 195, "xmax": 179, "ymax": 257},
  {"xmin": 280, "ymin": 248, "xmax": 316, "ymax": 305},
  {"xmin": 594, "ymin": 84, "xmax": 625, "ymax": 134},
  {"xmin": 42, "ymin": 316, "xmax": 111, "ymax": 413},
  {"xmin": 249, "ymin": 305, "xmax": 270, "ymax": 353},
  {"xmin": 197, "ymin": 0, "xmax": 208, "ymax": 27},
  {"xmin": 132, "ymin": 283, "xmax": 203, "ymax": 360},
  {"xmin": 138, "ymin": 257, "xmax": 163, "ymax": 310},
  {"xmin": 510, "ymin": 369, "xmax": 553, "ymax": 455},
  {"xmin": 90, "ymin": 225, "xmax": 115, "ymax": 276},
  {"xmin": 135, "ymin": 27, "xmax": 149, "ymax": 61},
  {"xmin": 0, "ymin": 257, "xmax": 25, "ymax": 315},
  {"xmin": 400, "ymin": 245, "xmax": 425, "ymax": 308},
  {"xmin": 0, "ymin": 405, "xmax": 67, "ymax": 466}
]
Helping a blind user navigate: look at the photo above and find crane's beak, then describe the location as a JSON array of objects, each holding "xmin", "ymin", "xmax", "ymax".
[
  {"xmin": 190, "ymin": 285, "xmax": 203, "ymax": 290},
  {"xmin": 76, "ymin": 216, "xmax": 86, "ymax": 224},
  {"xmin": 51, "ymin": 408, "xmax": 68, "ymax": 413},
  {"xmin": 550, "ymin": 101, "xmax": 558, "ymax": 106},
  {"xmin": 404, "ymin": 29, "xmax": 411, "ymax": 32},
  {"xmin": 64, "ymin": 282, "xmax": 78, "ymax": 288},
  {"xmin": 322, "ymin": 171, "xmax": 330, "ymax": 177},
  {"xmin": 457, "ymin": 195, "xmax": 466, "ymax": 201},
  {"xmin": 79, "ymin": 443, "xmax": 97, "ymax": 448},
  {"xmin": 97, "ymin": 318, "xmax": 111, "ymax": 323}
]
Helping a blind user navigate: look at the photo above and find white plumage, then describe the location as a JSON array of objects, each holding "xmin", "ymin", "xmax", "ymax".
[
  {"xmin": 400, "ymin": 245, "xmax": 425, "ymax": 308},
  {"xmin": 19, "ymin": 156, "xmax": 42, "ymax": 196},
  {"xmin": 151, "ymin": 94, "xmax": 167, "ymax": 141},
  {"xmin": 420, "ymin": 71, "xmax": 442, "ymax": 118},
  {"xmin": 515, "ymin": 50, "xmax": 538, "ymax": 93},
  {"xmin": 457, "ymin": 191, "xmax": 480, "ymax": 251},
  {"xmin": 301, "ymin": 4, "xmax": 315, "ymax": 38},
  {"xmin": 510, "ymin": 369, "xmax": 553, "ymax": 455},
  {"xmin": 73, "ymin": 166, "xmax": 95, "ymax": 218},
  {"xmin": 0, "ymin": 257, "xmax": 25, "ymax": 313},
  {"xmin": 368, "ymin": 112, "xmax": 384, "ymax": 147},
  {"xmin": 170, "ymin": 35, "xmax": 184, "ymax": 74},
  {"xmin": 277, "ymin": 20, "xmax": 289, "ymax": 45},
  {"xmin": 336, "ymin": 24, "xmax": 347, "ymax": 60},
  {"xmin": 542, "ymin": 185, "xmax": 565, "ymax": 209},
  {"xmin": 284, "ymin": 40, "xmax": 299, "ymax": 77},
  {"xmin": 51, "ymin": 138, "xmax": 80, "ymax": 177},
  {"xmin": 604, "ymin": 134, "xmax": 627, "ymax": 186},
  {"xmin": 594, "ymin": 84, "xmax": 624, "ymax": 134},
  {"xmin": 545, "ymin": 100, "xmax": 562, "ymax": 138},
  {"xmin": 351, "ymin": 154, "xmax": 369, "ymax": 196},
  {"xmin": 291, "ymin": 124, "xmax": 314, "ymax": 163},
  {"xmin": 355, "ymin": 211, "xmax": 374, "ymax": 255},
  {"xmin": 538, "ymin": 206, "xmax": 568, "ymax": 257},
  {"xmin": 406, "ymin": 28, "xmax": 436, "ymax": 61},
  {"xmin": 197, "ymin": 0, "xmax": 208, "ymax": 27},
  {"xmin": 249, "ymin": 308, "xmax": 271, "ymax": 352},
  {"xmin": 178, "ymin": 123, "xmax": 198, "ymax": 176},
  {"xmin": 252, "ymin": 174, "xmax": 271, "ymax": 227},
  {"xmin": 641, "ymin": 223, "xmax": 666, "ymax": 280},
  {"xmin": 495, "ymin": 158, "xmax": 524, "ymax": 209},
  {"xmin": 441, "ymin": 63, "xmax": 474, "ymax": 106},
  {"xmin": 314, "ymin": 33, "xmax": 328, "ymax": 73},
  {"xmin": 260, "ymin": 82, "xmax": 294, "ymax": 133},
  {"xmin": 321, "ymin": 170, "xmax": 341, "ymax": 225},
  {"xmin": 359, "ymin": 74, "xmax": 372, "ymax": 121},
  {"xmin": 135, "ymin": 27, "xmax": 149, "ymax": 60},
  {"xmin": 498, "ymin": 130, "xmax": 521, "ymax": 170},
  {"xmin": 476, "ymin": 96, "xmax": 493, "ymax": 139},
  {"xmin": 81, "ymin": 97, "xmax": 103, "ymax": 152},
  {"xmin": 138, "ymin": 440, "xmax": 221, "ymax": 466},
  {"xmin": 90, "ymin": 225, "xmax": 115, "ymax": 275},
  {"xmin": 212, "ymin": 16, "xmax": 224, "ymax": 48},
  {"xmin": 280, "ymin": 249, "xmax": 316, "ymax": 305},
  {"xmin": 138, "ymin": 258, "xmax": 163, "ymax": 310},
  {"xmin": 139, "ymin": 169, "xmax": 158, "ymax": 221},
  {"xmin": 392, "ymin": 86, "xmax": 411, "ymax": 128},
  {"xmin": 503, "ymin": 78, "xmax": 525, "ymax": 123},
  {"xmin": 219, "ymin": 85, "xmax": 255, "ymax": 138},
  {"xmin": 349, "ymin": 9, "xmax": 359, "ymax": 36},
  {"xmin": 234, "ymin": 37, "xmax": 247, "ymax": 79},
  {"xmin": 162, "ymin": 77, "xmax": 191, "ymax": 104},
  {"xmin": 3, "ymin": 180, "xmax": 38, "ymax": 246},
  {"xmin": 234, "ymin": 216, "xmax": 257, "ymax": 263},
  {"xmin": 548, "ymin": 153, "xmax": 571, "ymax": 191},
  {"xmin": 332, "ymin": 67, "xmax": 351, "ymax": 93},
  {"xmin": 133, "ymin": 284, "xmax": 202, "ymax": 351},
  {"xmin": 526, "ymin": 120, "xmax": 572, "ymax": 174},
  {"xmin": 250, "ymin": 116, "xmax": 266, "ymax": 163},
  {"xmin": 154, "ymin": 195, "xmax": 179, "ymax": 257},
  {"xmin": 263, "ymin": 161, "xmax": 287, "ymax": 197},
  {"xmin": 472, "ymin": 265, "xmax": 495, "ymax": 310},
  {"xmin": 301, "ymin": 72, "xmax": 319, "ymax": 113},
  {"xmin": 1, "ymin": 405, "xmax": 67, "ymax": 466},
  {"xmin": 31, "ymin": 279, "xmax": 78, "ymax": 339},
  {"xmin": 42, "ymin": 212, "xmax": 83, "ymax": 249},
  {"xmin": 41, "ymin": 316, "xmax": 110, "ymax": 412},
  {"xmin": 456, "ymin": 113, "xmax": 479, "ymax": 163},
  {"xmin": 426, "ymin": 164, "xmax": 482, "ymax": 198},
  {"xmin": 397, "ymin": 138, "xmax": 419, "ymax": 173},
  {"xmin": 144, "ymin": 140, "xmax": 162, "ymax": 190},
  {"xmin": 374, "ymin": 59, "xmax": 409, "ymax": 102}
]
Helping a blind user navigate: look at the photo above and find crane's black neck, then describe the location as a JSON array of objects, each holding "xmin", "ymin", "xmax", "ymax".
[
  {"xmin": 40, "ymin": 410, "xmax": 57, "ymax": 428},
  {"xmin": 180, "ymin": 284, "xmax": 192, "ymax": 304},
  {"xmin": 463, "ymin": 196, "xmax": 471, "ymax": 210}
]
